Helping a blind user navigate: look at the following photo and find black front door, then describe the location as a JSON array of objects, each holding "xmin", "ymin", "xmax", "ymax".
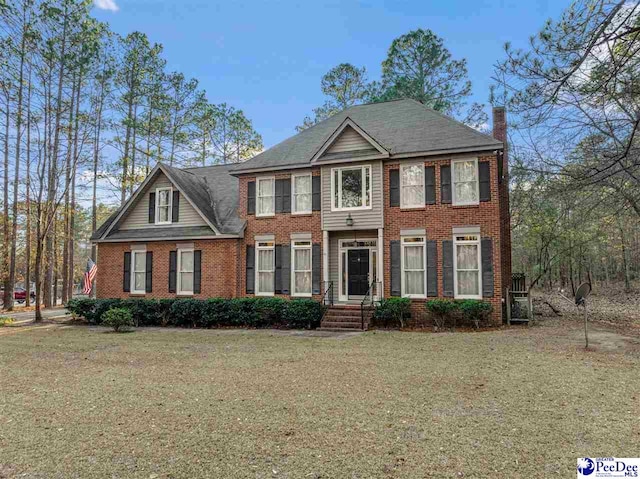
[{"xmin": 348, "ymin": 249, "xmax": 370, "ymax": 296}]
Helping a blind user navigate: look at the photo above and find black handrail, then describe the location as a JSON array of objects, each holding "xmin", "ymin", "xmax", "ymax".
[
  {"xmin": 360, "ymin": 281, "xmax": 380, "ymax": 330},
  {"xmin": 321, "ymin": 281, "xmax": 334, "ymax": 306}
]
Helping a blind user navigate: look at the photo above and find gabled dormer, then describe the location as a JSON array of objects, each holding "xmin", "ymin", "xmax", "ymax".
[{"xmin": 311, "ymin": 117, "xmax": 389, "ymax": 164}]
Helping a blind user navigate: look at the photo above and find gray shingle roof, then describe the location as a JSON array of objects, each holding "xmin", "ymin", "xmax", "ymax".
[
  {"xmin": 232, "ymin": 99, "xmax": 502, "ymax": 173},
  {"xmin": 92, "ymin": 163, "xmax": 244, "ymax": 242}
]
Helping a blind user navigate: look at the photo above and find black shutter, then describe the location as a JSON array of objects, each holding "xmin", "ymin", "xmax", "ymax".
[
  {"xmin": 275, "ymin": 244, "xmax": 283, "ymax": 294},
  {"xmin": 425, "ymin": 166, "xmax": 436, "ymax": 205},
  {"xmin": 246, "ymin": 245, "xmax": 255, "ymax": 294},
  {"xmin": 123, "ymin": 252, "xmax": 131, "ymax": 292},
  {"xmin": 169, "ymin": 251, "xmax": 177, "ymax": 293},
  {"xmin": 247, "ymin": 181, "xmax": 256, "ymax": 215},
  {"xmin": 312, "ymin": 243, "xmax": 321, "ymax": 294},
  {"xmin": 479, "ymin": 162, "xmax": 491, "ymax": 202},
  {"xmin": 282, "ymin": 179, "xmax": 291, "ymax": 213},
  {"xmin": 312, "ymin": 175, "xmax": 321, "ymax": 211},
  {"xmin": 194, "ymin": 250, "xmax": 202, "ymax": 294},
  {"xmin": 148, "ymin": 193, "xmax": 155, "ymax": 223},
  {"xmin": 145, "ymin": 251, "xmax": 153, "ymax": 293},
  {"xmin": 172, "ymin": 191, "xmax": 180, "ymax": 222},
  {"xmin": 481, "ymin": 238, "xmax": 494, "ymax": 297},
  {"xmin": 275, "ymin": 179, "xmax": 284, "ymax": 213},
  {"xmin": 441, "ymin": 165, "xmax": 451, "ymax": 204},
  {"xmin": 280, "ymin": 245, "xmax": 290, "ymax": 295},
  {"xmin": 427, "ymin": 240, "xmax": 438, "ymax": 297},
  {"xmin": 390, "ymin": 240, "xmax": 401, "ymax": 296},
  {"xmin": 442, "ymin": 240, "xmax": 454, "ymax": 297},
  {"xmin": 389, "ymin": 169, "xmax": 400, "ymax": 207}
]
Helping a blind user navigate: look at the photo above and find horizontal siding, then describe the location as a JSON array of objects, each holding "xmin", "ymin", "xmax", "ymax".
[
  {"xmin": 322, "ymin": 160, "xmax": 384, "ymax": 230},
  {"xmin": 119, "ymin": 172, "xmax": 208, "ymax": 230},
  {"xmin": 325, "ymin": 126, "xmax": 376, "ymax": 154}
]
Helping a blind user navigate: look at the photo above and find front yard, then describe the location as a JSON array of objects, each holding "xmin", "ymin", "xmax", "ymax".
[{"xmin": 1, "ymin": 321, "xmax": 638, "ymax": 478}]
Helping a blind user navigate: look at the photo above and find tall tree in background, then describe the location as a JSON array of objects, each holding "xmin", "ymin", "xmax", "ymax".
[
  {"xmin": 297, "ymin": 63, "xmax": 370, "ymax": 131},
  {"xmin": 298, "ymin": 30, "xmax": 488, "ymax": 131},
  {"xmin": 209, "ymin": 103, "xmax": 262, "ymax": 164},
  {"xmin": 494, "ymin": 1, "xmax": 640, "ymax": 215}
]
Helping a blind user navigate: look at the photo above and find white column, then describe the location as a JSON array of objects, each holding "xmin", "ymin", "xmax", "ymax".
[
  {"xmin": 377, "ymin": 228, "xmax": 384, "ymax": 299},
  {"xmin": 322, "ymin": 230, "xmax": 329, "ymax": 290}
]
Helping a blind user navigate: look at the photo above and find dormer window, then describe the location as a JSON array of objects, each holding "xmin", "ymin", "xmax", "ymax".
[{"xmin": 156, "ymin": 187, "xmax": 172, "ymax": 224}]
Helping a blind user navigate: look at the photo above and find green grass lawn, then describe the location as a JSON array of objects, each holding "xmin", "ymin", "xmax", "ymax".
[{"xmin": 0, "ymin": 322, "xmax": 638, "ymax": 478}]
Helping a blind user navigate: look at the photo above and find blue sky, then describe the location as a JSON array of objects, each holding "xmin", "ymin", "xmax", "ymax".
[{"xmin": 92, "ymin": 0, "xmax": 568, "ymax": 149}]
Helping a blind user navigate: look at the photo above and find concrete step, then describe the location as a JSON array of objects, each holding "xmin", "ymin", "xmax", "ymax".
[
  {"xmin": 320, "ymin": 321, "xmax": 365, "ymax": 329},
  {"xmin": 317, "ymin": 327, "xmax": 364, "ymax": 332}
]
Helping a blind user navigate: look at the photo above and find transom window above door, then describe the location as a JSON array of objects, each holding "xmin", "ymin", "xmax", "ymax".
[{"xmin": 331, "ymin": 165, "xmax": 371, "ymax": 211}]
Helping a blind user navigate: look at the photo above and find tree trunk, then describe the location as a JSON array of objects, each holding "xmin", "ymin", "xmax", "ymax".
[
  {"xmin": 25, "ymin": 66, "xmax": 32, "ymax": 307},
  {"xmin": 2, "ymin": 88, "xmax": 11, "ymax": 308}
]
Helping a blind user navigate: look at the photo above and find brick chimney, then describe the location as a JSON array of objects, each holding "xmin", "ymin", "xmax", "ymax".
[
  {"xmin": 492, "ymin": 105, "xmax": 512, "ymax": 304},
  {"xmin": 492, "ymin": 106, "xmax": 508, "ymax": 181}
]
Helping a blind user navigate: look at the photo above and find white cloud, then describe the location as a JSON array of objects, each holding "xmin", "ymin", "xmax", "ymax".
[{"xmin": 94, "ymin": 0, "xmax": 119, "ymax": 12}]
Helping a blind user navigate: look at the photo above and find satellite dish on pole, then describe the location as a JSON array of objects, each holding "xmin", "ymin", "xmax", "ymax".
[{"xmin": 575, "ymin": 282, "xmax": 591, "ymax": 306}]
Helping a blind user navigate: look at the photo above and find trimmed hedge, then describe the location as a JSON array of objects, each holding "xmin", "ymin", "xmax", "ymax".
[
  {"xmin": 426, "ymin": 299, "xmax": 493, "ymax": 330},
  {"xmin": 66, "ymin": 297, "xmax": 324, "ymax": 330}
]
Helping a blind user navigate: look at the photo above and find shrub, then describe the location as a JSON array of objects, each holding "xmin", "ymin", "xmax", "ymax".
[
  {"xmin": 374, "ymin": 298, "xmax": 411, "ymax": 328},
  {"xmin": 66, "ymin": 298, "xmax": 95, "ymax": 321},
  {"xmin": 0, "ymin": 316, "xmax": 14, "ymax": 327},
  {"xmin": 282, "ymin": 299, "xmax": 324, "ymax": 329},
  {"xmin": 458, "ymin": 300, "xmax": 493, "ymax": 329},
  {"xmin": 102, "ymin": 308, "xmax": 134, "ymax": 332},
  {"xmin": 425, "ymin": 299, "xmax": 458, "ymax": 330},
  {"xmin": 66, "ymin": 297, "xmax": 325, "ymax": 330},
  {"xmin": 170, "ymin": 299, "xmax": 208, "ymax": 328}
]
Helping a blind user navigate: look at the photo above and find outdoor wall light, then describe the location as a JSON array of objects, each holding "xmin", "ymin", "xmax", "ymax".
[{"xmin": 346, "ymin": 214, "xmax": 354, "ymax": 227}]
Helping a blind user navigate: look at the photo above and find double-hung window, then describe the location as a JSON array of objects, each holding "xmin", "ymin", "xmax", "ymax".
[
  {"xmin": 291, "ymin": 240, "xmax": 312, "ymax": 296},
  {"xmin": 332, "ymin": 165, "xmax": 371, "ymax": 210},
  {"xmin": 177, "ymin": 248, "xmax": 194, "ymax": 295},
  {"xmin": 256, "ymin": 241, "xmax": 275, "ymax": 295},
  {"xmin": 400, "ymin": 163, "xmax": 425, "ymax": 208},
  {"xmin": 292, "ymin": 173, "xmax": 312, "ymax": 214},
  {"xmin": 452, "ymin": 159, "xmax": 479, "ymax": 206},
  {"xmin": 131, "ymin": 250, "xmax": 146, "ymax": 294},
  {"xmin": 156, "ymin": 187, "xmax": 172, "ymax": 224},
  {"xmin": 454, "ymin": 234, "xmax": 482, "ymax": 299},
  {"xmin": 401, "ymin": 236, "xmax": 426, "ymax": 298},
  {"xmin": 256, "ymin": 177, "xmax": 275, "ymax": 217}
]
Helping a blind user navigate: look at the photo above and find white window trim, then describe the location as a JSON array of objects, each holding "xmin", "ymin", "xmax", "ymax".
[
  {"xmin": 400, "ymin": 162, "xmax": 425, "ymax": 209},
  {"xmin": 453, "ymin": 233, "xmax": 483, "ymax": 299},
  {"xmin": 291, "ymin": 173, "xmax": 312, "ymax": 215},
  {"xmin": 256, "ymin": 176, "xmax": 276, "ymax": 218},
  {"xmin": 451, "ymin": 158, "xmax": 480, "ymax": 206},
  {"xmin": 291, "ymin": 240, "xmax": 312, "ymax": 297},
  {"xmin": 401, "ymin": 236, "xmax": 427, "ymax": 299},
  {"xmin": 177, "ymin": 247, "xmax": 194, "ymax": 296},
  {"xmin": 330, "ymin": 165, "xmax": 372, "ymax": 211},
  {"xmin": 255, "ymin": 240, "xmax": 275, "ymax": 296},
  {"xmin": 130, "ymin": 250, "xmax": 146, "ymax": 294},
  {"xmin": 155, "ymin": 187, "xmax": 173, "ymax": 225}
]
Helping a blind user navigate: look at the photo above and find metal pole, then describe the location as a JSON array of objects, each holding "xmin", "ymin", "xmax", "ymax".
[{"xmin": 583, "ymin": 303, "xmax": 588, "ymax": 349}]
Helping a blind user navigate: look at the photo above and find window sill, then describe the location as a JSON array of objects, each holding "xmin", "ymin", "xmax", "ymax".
[
  {"xmin": 255, "ymin": 214, "xmax": 275, "ymax": 219},
  {"xmin": 255, "ymin": 292, "xmax": 275, "ymax": 297},
  {"xmin": 129, "ymin": 293, "xmax": 146, "ymax": 297},
  {"xmin": 451, "ymin": 203, "xmax": 480, "ymax": 209},
  {"xmin": 291, "ymin": 212, "xmax": 313, "ymax": 216},
  {"xmin": 400, "ymin": 206, "xmax": 426, "ymax": 211}
]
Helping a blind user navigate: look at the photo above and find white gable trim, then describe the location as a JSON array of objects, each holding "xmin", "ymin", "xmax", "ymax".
[
  {"xmin": 310, "ymin": 117, "xmax": 389, "ymax": 164},
  {"xmin": 100, "ymin": 163, "xmax": 221, "ymax": 239}
]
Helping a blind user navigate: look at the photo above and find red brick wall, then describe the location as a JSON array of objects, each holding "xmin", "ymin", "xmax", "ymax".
[
  {"xmin": 237, "ymin": 169, "xmax": 324, "ymax": 300},
  {"xmin": 383, "ymin": 154, "xmax": 504, "ymax": 324},
  {"xmin": 96, "ymin": 239, "xmax": 238, "ymax": 299}
]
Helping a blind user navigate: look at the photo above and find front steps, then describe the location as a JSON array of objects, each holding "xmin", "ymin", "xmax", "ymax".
[{"xmin": 319, "ymin": 305, "xmax": 373, "ymax": 331}]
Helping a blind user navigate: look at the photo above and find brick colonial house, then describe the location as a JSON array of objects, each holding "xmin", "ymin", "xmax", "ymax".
[{"xmin": 92, "ymin": 99, "xmax": 511, "ymax": 327}]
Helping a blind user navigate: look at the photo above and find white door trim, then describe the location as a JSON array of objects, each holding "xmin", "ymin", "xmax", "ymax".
[{"xmin": 337, "ymin": 238, "xmax": 377, "ymax": 302}]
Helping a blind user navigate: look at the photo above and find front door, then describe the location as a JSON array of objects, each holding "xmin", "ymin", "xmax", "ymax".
[{"xmin": 348, "ymin": 249, "xmax": 370, "ymax": 296}]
